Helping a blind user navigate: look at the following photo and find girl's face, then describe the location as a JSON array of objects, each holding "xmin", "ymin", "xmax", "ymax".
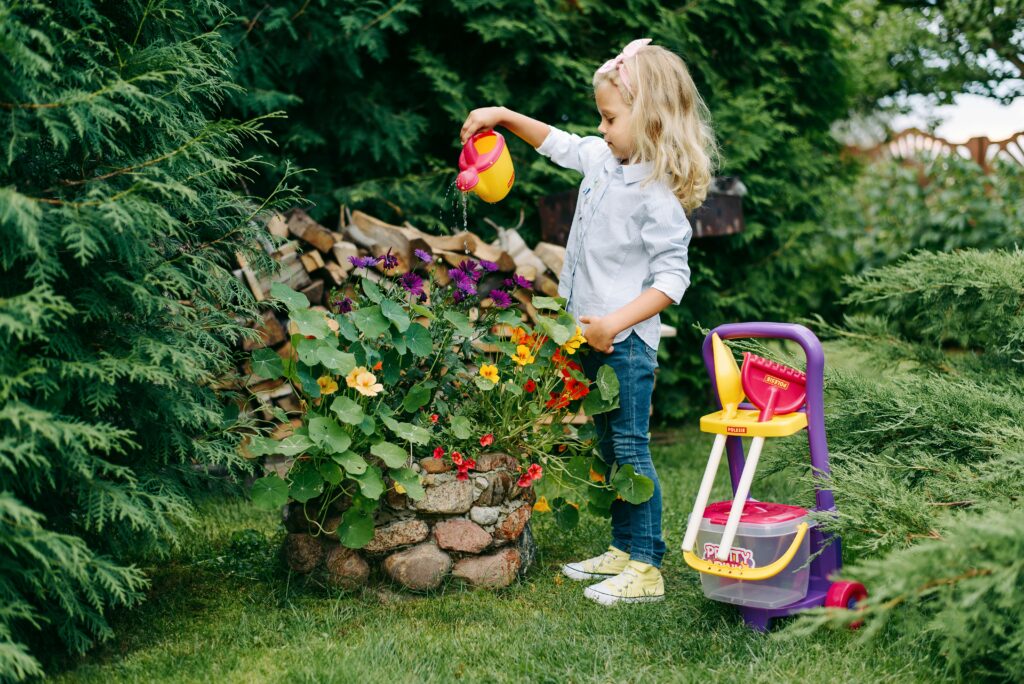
[{"xmin": 595, "ymin": 81, "xmax": 634, "ymax": 162}]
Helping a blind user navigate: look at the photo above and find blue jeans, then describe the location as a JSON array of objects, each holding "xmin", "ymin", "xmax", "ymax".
[{"xmin": 582, "ymin": 331, "xmax": 665, "ymax": 567}]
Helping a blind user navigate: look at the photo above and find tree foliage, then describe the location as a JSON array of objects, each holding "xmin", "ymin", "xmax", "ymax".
[{"xmin": 0, "ymin": 1, "xmax": 296, "ymax": 678}]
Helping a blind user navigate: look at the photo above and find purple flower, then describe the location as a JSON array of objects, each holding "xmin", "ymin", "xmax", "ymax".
[
  {"xmin": 490, "ymin": 289, "xmax": 512, "ymax": 309},
  {"xmin": 334, "ymin": 296, "xmax": 354, "ymax": 314},
  {"xmin": 448, "ymin": 267, "xmax": 468, "ymax": 284},
  {"xmin": 457, "ymin": 259, "xmax": 483, "ymax": 282},
  {"xmin": 479, "ymin": 260, "xmax": 499, "ymax": 272},
  {"xmin": 380, "ymin": 248, "xmax": 400, "ymax": 271},
  {"xmin": 414, "ymin": 249, "xmax": 433, "ymax": 263},
  {"xmin": 455, "ymin": 278, "xmax": 477, "ymax": 296},
  {"xmin": 418, "ymin": 292, "xmax": 428, "ymax": 303},
  {"xmin": 453, "ymin": 290, "xmax": 465, "ymax": 303},
  {"xmin": 349, "ymin": 255, "xmax": 379, "ymax": 269},
  {"xmin": 399, "ymin": 272, "xmax": 424, "ymax": 296},
  {"xmin": 507, "ymin": 274, "xmax": 532, "ymax": 289}
]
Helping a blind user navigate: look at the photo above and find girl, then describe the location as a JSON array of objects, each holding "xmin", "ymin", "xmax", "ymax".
[{"xmin": 460, "ymin": 39, "xmax": 716, "ymax": 605}]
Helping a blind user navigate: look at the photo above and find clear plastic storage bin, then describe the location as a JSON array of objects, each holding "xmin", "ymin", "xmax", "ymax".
[{"xmin": 694, "ymin": 501, "xmax": 813, "ymax": 609}]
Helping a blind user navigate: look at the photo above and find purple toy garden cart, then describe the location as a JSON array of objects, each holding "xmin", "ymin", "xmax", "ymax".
[{"xmin": 681, "ymin": 322, "xmax": 866, "ymax": 631}]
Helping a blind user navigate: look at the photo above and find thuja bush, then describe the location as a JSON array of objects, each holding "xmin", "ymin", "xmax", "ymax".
[
  {"xmin": 774, "ymin": 249, "xmax": 1024, "ymax": 680},
  {"xmin": 0, "ymin": 1, "xmax": 295, "ymax": 678}
]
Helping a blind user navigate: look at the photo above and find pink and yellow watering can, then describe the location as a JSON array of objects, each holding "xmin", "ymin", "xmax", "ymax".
[{"xmin": 456, "ymin": 130, "xmax": 515, "ymax": 203}]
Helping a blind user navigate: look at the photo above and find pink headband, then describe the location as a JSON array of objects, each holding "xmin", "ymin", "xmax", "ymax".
[{"xmin": 596, "ymin": 38, "xmax": 652, "ymax": 96}]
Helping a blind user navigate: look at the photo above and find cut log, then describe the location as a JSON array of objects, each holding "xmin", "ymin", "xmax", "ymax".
[
  {"xmin": 331, "ymin": 240, "xmax": 359, "ymax": 270},
  {"xmin": 347, "ymin": 211, "xmax": 412, "ymax": 273},
  {"xmin": 272, "ymin": 240, "xmax": 300, "ymax": 259},
  {"xmin": 266, "ymin": 212, "xmax": 290, "ymax": 239},
  {"xmin": 512, "ymin": 289, "xmax": 540, "ymax": 324},
  {"xmin": 275, "ymin": 252, "xmax": 312, "ymax": 291},
  {"xmin": 323, "ymin": 261, "xmax": 349, "ymax": 286},
  {"xmin": 301, "ymin": 279, "xmax": 325, "ymax": 306},
  {"xmin": 534, "ymin": 242, "xmax": 566, "ymax": 278},
  {"xmin": 533, "ymin": 272, "xmax": 560, "ymax": 298},
  {"xmin": 492, "ymin": 227, "xmax": 547, "ymax": 276},
  {"xmin": 287, "ymin": 209, "xmax": 335, "ymax": 253},
  {"xmin": 426, "ymin": 260, "xmax": 451, "ymax": 286},
  {"xmin": 300, "ymin": 250, "xmax": 325, "ymax": 273},
  {"xmin": 235, "ymin": 251, "xmax": 266, "ymax": 301}
]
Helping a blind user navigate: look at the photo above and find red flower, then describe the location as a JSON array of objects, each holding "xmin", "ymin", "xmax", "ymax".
[
  {"xmin": 430, "ymin": 413, "xmax": 439, "ymax": 424},
  {"xmin": 433, "ymin": 446, "xmax": 445, "ymax": 459},
  {"xmin": 451, "ymin": 451, "xmax": 463, "ymax": 466},
  {"xmin": 517, "ymin": 473, "xmax": 533, "ymax": 488},
  {"xmin": 545, "ymin": 391, "xmax": 570, "ymax": 410},
  {"xmin": 372, "ymin": 360, "xmax": 383, "ymax": 371},
  {"xmin": 479, "ymin": 433, "xmax": 494, "ymax": 447},
  {"xmin": 552, "ymin": 349, "xmax": 569, "ymax": 367},
  {"xmin": 455, "ymin": 457, "xmax": 476, "ymax": 480},
  {"xmin": 524, "ymin": 379, "xmax": 536, "ymax": 393},
  {"xmin": 527, "ymin": 463, "xmax": 543, "ymax": 481}
]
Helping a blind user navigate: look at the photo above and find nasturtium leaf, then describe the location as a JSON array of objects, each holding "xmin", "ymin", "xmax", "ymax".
[
  {"xmin": 351, "ymin": 305, "xmax": 390, "ymax": 339},
  {"xmin": 250, "ymin": 474, "xmax": 289, "ymax": 510},
  {"xmin": 551, "ymin": 497, "xmax": 580, "ymax": 531},
  {"xmin": 276, "ymin": 433, "xmax": 315, "ymax": 457},
  {"xmin": 371, "ymin": 441, "xmax": 408, "ymax": 468},
  {"xmin": 318, "ymin": 460, "xmax": 344, "ymax": 485},
  {"xmin": 402, "ymin": 382, "xmax": 432, "ymax": 413},
  {"xmin": 332, "ymin": 450, "xmax": 368, "ymax": 475},
  {"xmin": 270, "ymin": 282, "xmax": 310, "ymax": 312},
  {"xmin": 308, "ymin": 416, "xmax": 352, "ymax": 453},
  {"xmin": 381, "ymin": 349, "xmax": 402, "ymax": 385},
  {"xmin": 450, "ymin": 415, "xmax": 473, "ymax": 440},
  {"xmin": 351, "ymin": 465, "xmax": 384, "ymax": 499},
  {"xmin": 361, "ymin": 278, "xmax": 383, "ymax": 303},
  {"xmin": 536, "ymin": 317, "xmax": 572, "ymax": 345},
  {"xmin": 297, "ymin": 338, "xmax": 322, "ymax": 367},
  {"xmin": 336, "ymin": 314, "xmax": 359, "ymax": 342},
  {"xmin": 596, "ymin": 364, "xmax": 620, "ymax": 401},
  {"xmin": 288, "ymin": 464, "xmax": 324, "ymax": 503},
  {"xmin": 270, "ymin": 406, "xmax": 290, "ymax": 423},
  {"xmin": 404, "ymin": 329, "xmax": 430, "ymax": 356},
  {"xmin": 392, "ymin": 333, "xmax": 407, "ymax": 356},
  {"xmin": 337, "ymin": 506, "xmax": 375, "ymax": 548},
  {"xmin": 496, "ymin": 310, "xmax": 524, "ymax": 327},
  {"xmin": 330, "ymin": 396, "xmax": 365, "ymax": 425},
  {"xmin": 443, "ymin": 311, "xmax": 475, "ymax": 337},
  {"xmin": 583, "ymin": 386, "xmax": 618, "ymax": 416},
  {"xmin": 587, "ymin": 487, "xmax": 617, "ymax": 517},
  {"xmin": 566, "ymin": 455, "xmax": 591, "ymax": 481},
  {"xmin": 317, "ymin": 347, "xmax": 356, "ymax": 374},
  {"xmin": 291, "ymin": 308, "xmax": 331, "ymax": 338},
  {"xmin": 381, "ymin": 416, "xmax": 431, "ymax": 445},
  {"xmin": 611, "ymin": 464, "xmax": 655, "ymax": 505},
  {"xmin": 532, "ymin": 295, "xmax": 565, "ymax": 311},
  {"xmin": 389, "ymin": 467, "xmax": 425, "ymax": 501},
  {"xmin": 409, "ymin": 302, "xmax": 433, "ymax": 319},
  {"xmin": 474, "ymin": 376, "xmax": 497, "ymax": 391},
  {"xmin": 296, "ymin": 364, "xmax": 321, "ymax": 399},
  {"xmin": 504, "ymin": 380, "xmax": 523, "ymax": 396},
  {"xmin": 358, "ymin": 413, "xmax": 376, "ymax": 436},
  {"xmin": 251, "ymin": 348, "xmax": 284, "ymax": 379},
  {"xmin": 245, "ymin": 435, "xmax": 279, "ymax": 456},
  {"xmin": 380, "ymin": 298, "xmax": 410, "ymax": 333}
]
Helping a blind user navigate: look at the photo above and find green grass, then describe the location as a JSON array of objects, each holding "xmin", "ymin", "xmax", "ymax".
[{"xmin": 50, "ymin": 426, "xmax": 943, "ymax": 683}]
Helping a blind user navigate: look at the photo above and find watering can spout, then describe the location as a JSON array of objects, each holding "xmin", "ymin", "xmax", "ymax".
[{"xmin": 456, "ymin": 168, "xmax": 479, "ymax": 192}]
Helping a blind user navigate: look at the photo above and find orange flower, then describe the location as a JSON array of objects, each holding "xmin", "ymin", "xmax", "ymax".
[
  {"xmin": 372, "ymin": 360, "xmax": 383, "ymax": 371},
  {"xmin": 589, "ymin": 467, "xmax": 605, "ymax": 483},
  {"xmin": 533, "ymin": 496, "xmax": 552, "ymax": 513}
]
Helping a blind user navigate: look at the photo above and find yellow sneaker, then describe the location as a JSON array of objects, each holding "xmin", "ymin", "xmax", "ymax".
[
  {"xmin": 561, "ymin": 546, "xmax": 630, "ymax": 581},
  {"xmin": 583, "ymin": 560, "xmax": 665, "ymax": 605}
]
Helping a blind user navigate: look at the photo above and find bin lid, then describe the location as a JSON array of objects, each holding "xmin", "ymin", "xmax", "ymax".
[{"xmin": 703, "ymin": 500, "xmax": 807, "ymax": 525}]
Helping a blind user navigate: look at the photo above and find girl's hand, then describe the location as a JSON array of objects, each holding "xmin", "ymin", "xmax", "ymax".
[
  {"xmin": 580, "ymin": 315, "xmax": 616, "ymax": 354},
  {"xmin": 460, "ymin": 107, "xmax": 506, "ymax": 144}
]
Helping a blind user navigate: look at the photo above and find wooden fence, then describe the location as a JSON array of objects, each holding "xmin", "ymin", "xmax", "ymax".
[{"xmin": 851, "ymin": 128, "xmax": 1024, "ymax": 173}]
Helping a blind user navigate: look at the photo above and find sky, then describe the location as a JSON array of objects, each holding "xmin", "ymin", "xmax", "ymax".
[{"xmin": 891, "ymin": 93, "xmax": 1024, "ymax": 143}]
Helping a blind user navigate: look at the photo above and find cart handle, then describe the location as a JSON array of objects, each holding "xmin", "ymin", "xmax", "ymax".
[{"xmin": 682, "ymin": 522, "xmax": 809, "ymax": 581}]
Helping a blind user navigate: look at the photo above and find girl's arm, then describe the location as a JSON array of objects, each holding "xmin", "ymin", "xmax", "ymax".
[
  {"xmin": 460, "ymin": 107, "xmax": 550, "ymax": 148},
  {"xmin": 580, "ymin": 289, "xmax": 673, "ymax": 354}
]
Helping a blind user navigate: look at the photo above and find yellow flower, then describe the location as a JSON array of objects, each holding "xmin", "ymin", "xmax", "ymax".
[
  {"xmin": 346, "ymin": 366, "xmax": 368, "ymax": 388},
  {"xmin": 589, "ymin": 467, "xmax": 605, "ymax": 483},
  {"xmin": 563, "ymin": 326, "xmax": 587, "ymax": 355},
  {"xmin": 393, "ymin": 482, "xmax": 407, "ymax": 495},
  {"xmin": 533, "ymin": 496, "xmax": 551, "ymax": 513},
  {"xmin": 352, "ymin": 370, "xmax": 384, "ymax": 397},
  {"xmin": 479, "ymin": 364, "xmax": 499, "ymax": 384},
  {"xmin": 511, "ymin": 344, "xmax": 536, "ymax": 366},
  {"xmin": 317, "ymin": 375, "xmax": 339, "ymax": 395}
]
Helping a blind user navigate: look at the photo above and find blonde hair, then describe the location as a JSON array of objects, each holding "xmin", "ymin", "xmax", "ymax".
[{"xmin": 593, "ymin": 45, "xmax": 718, "ymax": 211}]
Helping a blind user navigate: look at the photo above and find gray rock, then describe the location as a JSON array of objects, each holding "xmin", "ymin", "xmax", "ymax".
[
  {"xmin": 413, "ymin": 478, "xmax": 475, "ymax": 514},
  {"xmin": 493, "ymin": 502, "xmax": 531, "ymax": 542},
  {"xmin": 363, "ymin": 519, "xmax": 430, "ymax": 554},
  {"xmin": 283, "ymin": 533, "xmax": 323, "ymax": 574},
  {"xmin": 474, "ymin": 470, "xmax": 514, "ymax": 506},
  {"xmin": 474, "ymin": 452, "xmax": 518, "ymax": 472},
  {"xmin": 383, "ymin": 542, "xmax": 452, "ymax": 591},
  {"xmin": 469, "ymin": 506, "xmax": 500, "ymax": 526},
  {"xmin": 452, "ymin": 548, "xmax": 521, "ymax": 588},
  {"xmin": 323, "ymin": 545, "xmax": 370, "ymax": 589}
]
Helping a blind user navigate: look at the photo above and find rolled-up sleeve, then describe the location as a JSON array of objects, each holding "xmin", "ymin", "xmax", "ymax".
[
  {"xmin": 536, "ymin": 126, "xmax": 606, "ymax": 175},
  {"xmin": 641, "ymin": 197, "xmax": 691, "ymax": 304}
]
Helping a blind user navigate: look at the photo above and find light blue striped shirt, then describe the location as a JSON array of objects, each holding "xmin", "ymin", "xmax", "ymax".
[{"xmin": 536, "ymin": 126, "xmax": 692, "ymax": 352}]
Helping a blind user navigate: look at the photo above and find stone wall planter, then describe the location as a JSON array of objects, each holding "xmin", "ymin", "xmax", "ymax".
[{"xmin": 282, "ymin": 452, "xmax": 536, "ymax": 590}]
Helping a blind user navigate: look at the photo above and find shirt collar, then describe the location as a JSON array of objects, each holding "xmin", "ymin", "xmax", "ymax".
[{"xmin": 603, "ymin": 155, "xmax": 653, "ymax": 184}]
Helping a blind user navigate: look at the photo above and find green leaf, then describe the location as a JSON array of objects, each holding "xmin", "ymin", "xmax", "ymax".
[
  {"xmin": 551, "ymin": 497, "xmax": 580, "ymax": 530},
  {"xmin": 380, "ymin": 298, "xmax": 410, "ymax": 332},
  {"xmin": 409, "ymin": 302, "xmax": 434, "ymax": 319},
  {"xmin": 351, "ymin": 305, "xmax": 390, "ymax": 339},
  {"xmin": 474, "ymin": 376, "xmax": 497, "ymax": 391},
  {"xmin": 318, "ymin": 460, "xmax": 344, "ymax": 485},
  {"xmin": 566, "ymin": 454, "xmax": 591, "ymax": 481},
  {"xmin": 596, "ymin": 364, "xmax": 620, "ymax": 401},
  {"xmin": 504, "ymin": 380, "xmax": 523, "ymax": 396},
  {"xmin": 271, "ymin": 282, "xmax": 310, "ymax": 312},
  {"xmin": 381, "ymin": 415, "xmax": 431, "ymax": 445},
  {"xmin": 332, "ymin": 450, "xmax": 368, "ymax": 475},
  {"xmin": 536, "ymin": 317, "xmax": 572, "ymax": 345},
  {"xmin": 611, "ymin": 465, "xmax": 655, "ymax": 505},
  {"xmin": 308, "ymin": 416, "xmax": 352, "ymax": 453},
  {"xmin": 405, "ymin": 322, "xmax": 433, "ymax": 357},
  {"xmin": 336, "ymin": 314, "xmax": 359, "ymax": 342},
  {"xmin": 389, "ymin": 467, "xmax": 425, "ymax": 501},
  {"xmin": 351, "ymin": 465, "xmax": 384, "ymax": 499},
  {"xmin": 250, "ymin": 475, "xmax": 289, "ymax": 510},
  {"xmin": 532, "ymin": 295, "xmax": 566, "ymax": 311},
  {"xmin": 296, "ymin": 338, "xmax": 322, "ymax": 367},
  {"xmin": 288, "ymin": 463, "xmax": 324, "ymax": 503},
  {"xmin": 402, "ymin": 382, "xmax": 432, "ymax": 413},
  {"xmin": 371, "ymin": 441, "xmax": 408, "ymax": 468},
  {"xmin": 450, "ymin": 415, "xmax": 473, "ymax": 440},
  {"xmin": 361, "ymin": 278, "xmax": 383, "ymax": 303},
  {"xmin": 358, "ymin": 413, "xmax": 377, "ymax": 436},
  {"xmin": 337, "ymin": 505, "xmax": 375, "ymax": 548},
  {"xmin": 587, "ymin": 486, "xmax": 616, "ymax": 517},
  {"xmin": 496, "ymin": 310, "xmax": 524, "ymax": 327},
  {"xmin": 317, "ymin": 347, "xmax": 356, "ymax": 373},
  {"xmin": 246, "ymin": 435, "xmax": 279, "ymax": 457},
  {"xmin": 331, "ymin": 396, "xmax": 365, "ymax": 424},
  {"xmin": 251, "ymin": 348, "xmax": 284, "ymax": 379},
  {"xmin": 290, "ymin": 308, "xmax": 331, "ymax": 338},
  {"xmin": 277, "ymin": 433, "xmax": 315, "ymax": 457},
  {"xmin": 296, "ymin": 364, "xmax": 321, "ymax": 399},
  {"xmin": 443, "ymin": 310, "xmax": 475, "ymax": 337},
  {"xmin": 582, "ymin": 385, "xmax": 619, "ymax": 416}
]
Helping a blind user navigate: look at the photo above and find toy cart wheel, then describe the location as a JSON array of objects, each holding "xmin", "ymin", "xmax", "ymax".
[{"xmin": 825, "ymin": 581, "xmax": 867, "ymax": 629}]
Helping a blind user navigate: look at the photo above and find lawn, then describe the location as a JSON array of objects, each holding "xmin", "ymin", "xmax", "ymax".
[{"xmin": 50, "ymin": 419, "xmax": 942, "ymax": 683}]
